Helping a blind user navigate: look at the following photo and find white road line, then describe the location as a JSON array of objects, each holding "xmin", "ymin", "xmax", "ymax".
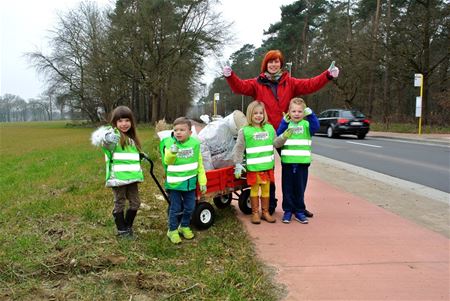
[{"xmin": 346, "ymin": 141, "xmax": 382, "ymax": 148}]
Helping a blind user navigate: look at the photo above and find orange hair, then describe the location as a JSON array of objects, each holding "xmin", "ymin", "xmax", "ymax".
[{"xmin": 260, "ymin": 50, "xmax": 285, "ymax": 73}]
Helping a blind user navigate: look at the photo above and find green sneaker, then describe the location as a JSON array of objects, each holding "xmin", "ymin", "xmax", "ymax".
[
  {"xmin": 178, "ymin": 226, "xmax": 194, "ymax": 239},
  {"xmin": 167, "ymin": 230, "xmax": 181, "ymax": 244}
]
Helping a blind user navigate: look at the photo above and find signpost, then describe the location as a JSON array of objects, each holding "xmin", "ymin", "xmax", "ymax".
[
  {"xmin": 213, "ymin": 93, "xmax": 220, "ymax": 117},
  {"xmin": 414, "ymin": 73, "xmax": 423, "ymax": 135}
]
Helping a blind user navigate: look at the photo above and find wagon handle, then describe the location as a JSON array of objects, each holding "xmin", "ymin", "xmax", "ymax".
[{"xmin": 140, "ymin": 153, "xmax": 170, "ymax": 205}]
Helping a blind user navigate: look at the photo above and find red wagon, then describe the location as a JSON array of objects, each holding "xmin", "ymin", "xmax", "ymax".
[
  {"xmin": 192, "ymin": 165, "xmax": 251, "ymax": 229},
  {"xmin": 143, "ymin": 155, "xmax": 251, "ymax": 229}
]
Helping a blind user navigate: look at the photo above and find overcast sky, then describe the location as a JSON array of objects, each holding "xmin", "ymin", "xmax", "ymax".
[{"xmin": 1, "ymin": 0, "xmax": 295, "ymax": 100}]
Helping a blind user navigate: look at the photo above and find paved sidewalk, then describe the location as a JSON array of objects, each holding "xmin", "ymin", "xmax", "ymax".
[{"xmin": 234, "ymin": 157, "xmax": 450, "ymax": 300}]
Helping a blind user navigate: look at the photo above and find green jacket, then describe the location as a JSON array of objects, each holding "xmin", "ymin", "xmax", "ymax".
[
  {"xmin": 243, "ymin": 123, "xmax": 275, "ymax": 171},
  {"xmin": 280, "ymin": 119, "xmax": 312, "ymax": 164},
  {"xmin": 103, "ymin": 133, "xmax": 144, "ymax": 187},
  {"xmin": 160, "ymin": 136, "xmax": 206, "ymax": 191}
]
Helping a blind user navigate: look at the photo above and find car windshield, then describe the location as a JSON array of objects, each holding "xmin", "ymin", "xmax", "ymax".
[{"xmin": 342, "ymin": 110, "xmax": 365, "ymax": 118}]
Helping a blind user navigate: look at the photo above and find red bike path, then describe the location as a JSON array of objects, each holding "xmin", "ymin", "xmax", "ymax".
[{"xmin": 233, "ymin": 158, "xmax": 450, "ymax": 300}]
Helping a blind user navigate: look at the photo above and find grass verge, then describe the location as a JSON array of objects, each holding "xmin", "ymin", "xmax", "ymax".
[
  {"xmin": 0, "ymin": 121, "xmax": 281, "ymax": 300},
  {"xmin": 370, "ymin": 122, "xmax": 450, "ymax": 134}
]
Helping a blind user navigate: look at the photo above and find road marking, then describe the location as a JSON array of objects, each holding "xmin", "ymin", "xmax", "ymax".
[{"xmin": 346, "ymin": 141, "xmax": 382, "ymax": 148}]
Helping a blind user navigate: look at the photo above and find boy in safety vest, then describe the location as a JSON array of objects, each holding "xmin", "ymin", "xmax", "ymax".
[
  {"xmin": 276, "ymin": 98, "xmax": 320, "ymax": 224},
  {"xmin": 91, "ymin": 106, "xmax": 144, "ymax": 238},
  {"xmin": 232, "ymin": 101, "xmax": 288, "ymax": 224},
  {"xmin": 160, "ymin": 117, "xmax": 207, "ymax": 244}
]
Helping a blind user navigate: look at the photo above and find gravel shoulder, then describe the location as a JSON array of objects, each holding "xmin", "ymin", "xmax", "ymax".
[{"xmin": 311, "ymin": 154, "xmax": 450, "ymax": 238}]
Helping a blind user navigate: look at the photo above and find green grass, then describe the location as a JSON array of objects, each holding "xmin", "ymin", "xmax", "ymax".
[
  {"xmin": 0, "ymin": 122, "xmax": 280, "ymax": 300},
  {"xmin": 370, "ymin": 122, "xmax": 450, "ymax": 134}
]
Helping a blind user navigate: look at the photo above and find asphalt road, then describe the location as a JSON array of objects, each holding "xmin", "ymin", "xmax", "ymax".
[{"xmin": 312, "ymin": 135, "xmax": 450, "ymax": 193}]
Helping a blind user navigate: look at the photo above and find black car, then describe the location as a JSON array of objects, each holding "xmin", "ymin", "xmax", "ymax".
[{"xmin": 316, "ymin": 109, "xmax": 370, "ymax": 139}]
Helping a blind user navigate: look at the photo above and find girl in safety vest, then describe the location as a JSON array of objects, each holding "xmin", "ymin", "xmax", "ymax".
[
  {"xmin": 276, "ymin": 98, "xmax": 320, "ymax": 224},
  {"xmin": 160, "ymin": 117, "xmax": 207, "ymax": 244},
  {"xmin": 232, "ymin": 101, "xmax": 286, "ymax": 224},
  {"xmin": 91, "ymin": 106, "xmax": 144, "ymax": 238}
]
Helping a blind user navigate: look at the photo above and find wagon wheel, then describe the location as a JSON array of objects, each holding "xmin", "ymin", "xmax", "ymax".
[
  {"xmin": 192, "ymin": 202, "xmax": 215, "ymax": 230},
  {"xmin": 238, "ymin": 189, "xmax": 251, "ymax": 215},
  {"xmin": 213, "ymin": 193, "xmax": 232, "ymax": 209}
]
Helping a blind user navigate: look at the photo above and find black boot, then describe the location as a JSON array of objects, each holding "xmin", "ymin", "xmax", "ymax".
[
  {"xmin": 125, "ymin": 209, "xmax": 138, "ymax": 236},
  {"xmin": 113, "ymin": 211, "xmax": 129, "ymax": 237},
  {"xmin": 304, "ymin": 209, "xmax": 314, "ymax": 218},
  {"xmin": 269, "ymin": 183, "xmax": 277, "ymax": 215}
]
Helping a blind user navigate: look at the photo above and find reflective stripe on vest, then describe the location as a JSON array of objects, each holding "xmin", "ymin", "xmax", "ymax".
[
  {"xmin": 164, "ymin": 137, "xmax": 201, "ymax": 189},
  {"xmin": 104, "ymin": 139, "xmax": 144, "ymax": 186},
  {"xmin": 281, "ymin": 120, "xmax": 312, "ymax": 164},
  {"xmin": 243, "ymin": 124, "xmax": 275, "ymax": 171}
]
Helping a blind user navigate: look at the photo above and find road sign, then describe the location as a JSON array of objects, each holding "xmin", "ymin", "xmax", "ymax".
[
  {"xmin": 415, "ymin": 96, "xmax": 422, "ymax": 117},
  {"xmin": 414, "ymin": 73, "xmax": 423, "ymax": 134},
  {"xmin": 414, "ymin": 73, "xmax": 423, "ymax": 87}
]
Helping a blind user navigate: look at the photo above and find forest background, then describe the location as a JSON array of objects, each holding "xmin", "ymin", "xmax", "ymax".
[{"xmin": 1, "ymin": 0, "xmax": 449, "ymax": 128}]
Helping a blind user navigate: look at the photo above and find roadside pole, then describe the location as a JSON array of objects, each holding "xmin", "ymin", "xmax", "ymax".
[
  {"xmin": 414, "ymin": 73, "xmax": 423, "ymax": 135},
  {"xmin": 213, "ymin": 93, "xmax": 220, "ymax": 117}
]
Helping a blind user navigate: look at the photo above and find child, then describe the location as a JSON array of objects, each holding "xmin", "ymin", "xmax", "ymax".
[
  {"xmin": 160, "ymin": 117, "xmax": 207, "ymax": 244},
  {"xmin": 232, "ymin": 101, "xmax": 286, "ymax": 224},
  {"xmin": 276, "ymin": 98, "xmax": 320, "ymax": 224},
  {"xmin": 91, "ymin": 106, "xmax": 144, "ymax": 237}
]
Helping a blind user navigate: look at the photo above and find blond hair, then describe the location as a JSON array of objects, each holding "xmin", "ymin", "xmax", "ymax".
[
  {"xmin": 246, "ymin": 101, "xmax": 268, "ymax": 126},
  {"xmin": 289, "ymin": 97, "xmax": 306, "ymax": 111}
]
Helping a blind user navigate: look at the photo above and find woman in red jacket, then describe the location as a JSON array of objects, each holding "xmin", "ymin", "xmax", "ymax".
[
  {"xmin": 223, "ymin": 50, "xmax": 338, "ymax": 129},
  {"xmin": 223, "ymin": 49, "xmax": 339, "ymax": 217}
]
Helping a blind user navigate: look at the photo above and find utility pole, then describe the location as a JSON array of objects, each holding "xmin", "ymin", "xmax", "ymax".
[
  {"xmin": 286, "ymin": 62, "xmax": 293, "ymax": 76},
  {"xmin": 414, "ymin": 73, "xmax": 423, "ymax": 135}
]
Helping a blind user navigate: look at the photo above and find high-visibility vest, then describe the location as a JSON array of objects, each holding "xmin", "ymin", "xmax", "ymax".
[
  {"xmin": 104, "ymin": 138, "xmax": 144, "ymax": 187},
  {"xmin": 163, "ymin": 136, "xmax": 201, "ymax": 190},
  {"xmin": 281, "ymin": 119, "xmax": 312, "ymax": 164},
  {"xmin": 243, "ymin": 123, "xmax": 275, "ymax": 171}
]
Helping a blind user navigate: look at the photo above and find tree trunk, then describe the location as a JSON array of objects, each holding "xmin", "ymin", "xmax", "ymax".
[
  {"xmin": 421, "ymin": 0, "xmax": 431, "ymax": 125},
  {"xmin": 367, "ymin": 0, "xmax": 381, "ymax": 118},
  {"xmin": 382, "ymin": 0, "xmax": 392, "ymax": 128}
]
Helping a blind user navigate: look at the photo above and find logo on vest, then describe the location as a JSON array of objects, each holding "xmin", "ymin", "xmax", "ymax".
[
  {"xmin": 253, "ymin": 132, "xmax": 269, "ymax": 141},
  {"xmin": 293, "ymin": 126, "xmax": 304, "ymax": 134},
  {"xmin": 177, "ymin": 147, "xmax": 194, "ymax": 158}
]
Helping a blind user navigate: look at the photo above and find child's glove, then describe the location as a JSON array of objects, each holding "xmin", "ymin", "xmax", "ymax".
[
  {"xmin": 170, "ymin": 143, "xmax": 179, "ymax": 154},
  {"xmin": 328, "ymin": 61, "xmax": 339, "ymax": 78},
  {"xmin": 304, "ymin": 107, "xmax": 313, "ymax": 117},
  {"xmin": 200, "ymin": 185, "xmax": 207, "ymax": 194},
  {"xmin": 234, "ymin": 163, "xmax": 246, "ymax": 179},
  {"xmin": 283, "ymin": 112, "xmax": 291, "ymax": 123},
  {"xmin": 223, "ymin": 66, "xmax": 232, "ymax": 77},
  {"xmin": 283, "ymin": 128, "xmax": 294, "ymax": 139},
  {"xmin": 105, "ymin": 131, "xmax": 119, "ymax": 144}
]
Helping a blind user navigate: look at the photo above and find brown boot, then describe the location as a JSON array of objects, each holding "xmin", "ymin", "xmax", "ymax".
[
  {"xmin": 250, "ymin": 196, "xmax": 261, "ymax": 224},
  {"xmin": 261, "ymin": 197, "xmax": 276, "ymax": 223}
]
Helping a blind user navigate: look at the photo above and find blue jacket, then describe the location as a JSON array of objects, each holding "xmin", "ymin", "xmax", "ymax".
[{"xmin": 277, "ymin": 112, "xmax": 319, "ymax": 136}]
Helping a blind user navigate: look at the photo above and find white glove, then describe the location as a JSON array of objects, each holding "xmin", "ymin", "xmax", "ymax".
[
  {"xmin": 328, "ymin": 61, "xmax": 339, "ymax": 78},
  {"xmin": 234, "ymin": 163, "xmax": 246, "ymax": 179},
  {"xmin": 170, "ymin": 143, "xmax": 179, "ymax": 154},
  {"xmin": 223, "ymin": 66, "xmax": 232, "ymax": 77},
  {"xmin": 105, "ymin": 131, "xmax": 119, "ymax": 144},
  {"xmin": 200, "ymin": 185, "xmax": 207, "ymax": 194},
  {"xmin": 304, "ymin": 107, "xmax": 312, "ymax": 117}
]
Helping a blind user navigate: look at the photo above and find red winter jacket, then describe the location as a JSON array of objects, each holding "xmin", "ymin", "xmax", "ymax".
[{"xmin": 226, "ymin": 70, "xmax": 332, "ymax": 129}]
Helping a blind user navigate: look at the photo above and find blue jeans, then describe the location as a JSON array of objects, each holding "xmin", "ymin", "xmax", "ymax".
[
  {"xmin": 281, "ymin": 163, "xmax": 309, "ymax": 213},
  {"xmin": 167, "ymin": 189, "xmax": 195, "ymax": 231}
]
